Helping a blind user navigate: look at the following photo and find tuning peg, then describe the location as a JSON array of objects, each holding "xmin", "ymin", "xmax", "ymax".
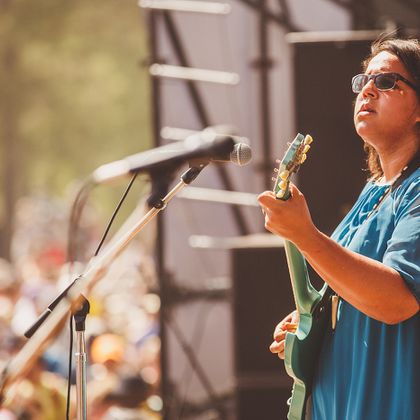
[
  {"xmin": 280, "ymin": 170, "xmax": 289, "ymax": 180},
  {"xmin": 300, "ymin": 153, "xmax": 307, "ymax": 164},
  {"xmin": 303, "ymin": 144, "xmax": 311, "ymax": 154},
  {"xmin": 275, "ymin": 159, "xmax": 281, "ymax": 164},
  {"xmin": 276, "ymin": 190, "xmax": 286, "ymax": 199},
  {"xmin": 273, "ymin": 168, "xmax": 279, "ymax": 173},
  {"xmin": 279, "ymin": 180, "xmax": 288, "ymax": 190},
  {"xmin": 271, "ymin": 177, "xmax": 277, "ymax": 182},
  {"xmin": 304, "ymin": 134, "xmax": 313, "ymax": 145}
]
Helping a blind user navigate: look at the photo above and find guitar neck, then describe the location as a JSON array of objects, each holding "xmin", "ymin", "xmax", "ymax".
[
  {"xmin": 284, "ymin": 239, "xmax": 321, "ymax": 316},
  {"xmin": 272, "ymin": 133, "xmax": 321, "ymax": 316}
]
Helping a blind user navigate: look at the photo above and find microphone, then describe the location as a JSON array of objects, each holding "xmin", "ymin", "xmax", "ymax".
[
  {"xmin": 217, "ymin": 142, "xmax": 252, "ymax": 166},
  {"xmin": 92, "ymin": 132, "xmax": 252, "ymax": 183}
]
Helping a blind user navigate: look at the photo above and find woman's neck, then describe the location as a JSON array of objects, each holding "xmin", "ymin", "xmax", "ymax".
[{"xmin": 377, "ymin": 140, "xmax": 419, "ymax": 182}]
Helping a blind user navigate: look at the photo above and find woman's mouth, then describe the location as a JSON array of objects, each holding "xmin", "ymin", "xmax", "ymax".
[{"xmin": 358, "ymin": 105, "xmax": 376, "ymax": 116}]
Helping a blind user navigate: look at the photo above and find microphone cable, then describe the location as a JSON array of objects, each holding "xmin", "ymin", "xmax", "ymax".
[{"xmin": 64, "ymin": 173, "xmax": 138, "ymax": 419}]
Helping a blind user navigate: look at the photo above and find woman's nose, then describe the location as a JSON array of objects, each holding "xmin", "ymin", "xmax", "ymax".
[{"xmin": 361, "ymin": 78, "xmax": 378, "ymax": 98}]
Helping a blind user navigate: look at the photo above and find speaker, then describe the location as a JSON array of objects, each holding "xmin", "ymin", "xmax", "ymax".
[
  {"xmin": 231, "ymin": 245, "xmax": 295, "ymax": 420},
  {"xmin": 291, "ymin": 38, "xmax": 373, "ymax": 235}
]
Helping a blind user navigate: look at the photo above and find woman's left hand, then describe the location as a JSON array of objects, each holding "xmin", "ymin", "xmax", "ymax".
[{"xmin": 258, "ymin": 183, "xmax": 317, "ymax": 247}]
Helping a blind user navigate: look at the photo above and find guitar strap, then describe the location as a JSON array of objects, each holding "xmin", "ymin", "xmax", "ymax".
[{"xmin": 391, "ymin": 150, "xmax": 420, "ymax": 192}]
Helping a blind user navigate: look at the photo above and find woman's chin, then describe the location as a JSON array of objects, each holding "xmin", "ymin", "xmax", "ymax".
[{"xmin": 355, "ymin": 121, "xmax": 377, "ymax": 140}]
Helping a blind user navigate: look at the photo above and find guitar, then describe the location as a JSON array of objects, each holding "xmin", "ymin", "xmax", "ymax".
[{"xmin": 273, "ymin": 133, "xmax": 331, "ymax": 420}]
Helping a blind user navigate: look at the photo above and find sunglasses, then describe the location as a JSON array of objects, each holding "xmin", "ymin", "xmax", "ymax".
[{"xmin": 351, "ymin": 72, "xmax": 418, "ymax": 94}]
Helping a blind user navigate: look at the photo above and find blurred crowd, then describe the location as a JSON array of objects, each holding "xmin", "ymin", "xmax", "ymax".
[{"xmin": 0, "ymin": 194, "xmax": 162, "ymax": 419}]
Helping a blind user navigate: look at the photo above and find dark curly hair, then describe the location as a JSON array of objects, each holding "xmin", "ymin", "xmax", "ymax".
[{"xmin": 360, "ymin": 34, "xmax": 420, "ymax": 180}]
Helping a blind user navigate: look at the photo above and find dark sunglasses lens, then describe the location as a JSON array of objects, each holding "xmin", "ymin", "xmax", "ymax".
[
  {"xmin": 352, "ymin": 75, "xmax": 367, "ymax": 93},
  {"xmin": 375, "ymin": 74, "xmax": 396, "ymax": 90}
]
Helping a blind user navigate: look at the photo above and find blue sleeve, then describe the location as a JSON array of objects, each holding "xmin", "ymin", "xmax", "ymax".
[{"xmin": 383, "ymin": 177, "xmax": 420, "ymax": 305}]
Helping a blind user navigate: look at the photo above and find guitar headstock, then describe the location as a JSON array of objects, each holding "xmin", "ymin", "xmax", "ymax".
[{"xmin": 272, "ymin": 133, "xmax": 313, "ymax": 200}]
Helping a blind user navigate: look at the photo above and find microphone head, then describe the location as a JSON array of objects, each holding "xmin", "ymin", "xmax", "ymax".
[{"xmin": 231, "ymin": 143, "xmax": 252, "ymax": 166}]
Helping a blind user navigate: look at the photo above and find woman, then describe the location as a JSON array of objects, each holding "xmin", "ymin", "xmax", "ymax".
[{"xmin": 258, "ymin": 35, "xmax": 420, "ymax": 419}]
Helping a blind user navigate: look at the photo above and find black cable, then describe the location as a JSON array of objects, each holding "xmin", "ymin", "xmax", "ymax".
[
  {"xmin": 64, "ymin": 173, "xmax": 138, "ymax": 418},
  {"xmin": 93, "ymin": 173, "xmax": 138, "ymax": 257},
  {"xmin": 67, "ymin": 179, "xmax": 95, "ymax": 265}
]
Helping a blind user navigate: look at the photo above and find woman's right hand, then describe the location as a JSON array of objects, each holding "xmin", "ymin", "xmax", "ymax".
[{"xmin": 269, "ymin": 310, "xmax": 299, "ymax": 360}]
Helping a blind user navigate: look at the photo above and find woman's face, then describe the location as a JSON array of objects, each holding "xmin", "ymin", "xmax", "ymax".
[{"xmin": 354, "ymin": 51, "xmax": 420, "ymax": 151}]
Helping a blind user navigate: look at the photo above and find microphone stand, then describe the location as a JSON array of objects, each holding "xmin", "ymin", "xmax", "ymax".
[
  {"xmin": 74, "ymin": 298, "xmax": 90, "ymax": 420},
  {"xmin": 0, "ymin": 162, "xmax": 207, "ymax": 407}
]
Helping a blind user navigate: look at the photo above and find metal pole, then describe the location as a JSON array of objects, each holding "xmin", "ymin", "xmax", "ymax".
[
  {"xmin": 145, "ymin": 8, "xmax": 173, "ymax": 420},
  {"xmin": 75, "ymin": 331, "xmax": 87, "ymax": 420},
  {"xmin": 74, "ymin": 298, "xmax": 90, "ymax": 420},
  {"xmin": 258, "ymin": 0, "xmax": 273, "ymax": 190}
]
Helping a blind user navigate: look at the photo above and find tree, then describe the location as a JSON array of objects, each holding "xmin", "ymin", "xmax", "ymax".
[{"xmin": 0, "ymin": 0, "xmax": 152, "ymax": 259}]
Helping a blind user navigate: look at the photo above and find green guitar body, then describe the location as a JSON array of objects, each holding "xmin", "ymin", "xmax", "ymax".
[{"xmin": 283, "ymin": 238, "xmax": 331, "ymax": 420}]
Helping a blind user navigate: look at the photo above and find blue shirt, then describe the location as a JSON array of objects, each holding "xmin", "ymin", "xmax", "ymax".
[{"xmin": 312, "ymin": 169, "xmax": 420, "ymax": 420}]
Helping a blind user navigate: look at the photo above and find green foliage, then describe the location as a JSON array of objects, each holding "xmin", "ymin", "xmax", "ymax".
[{"xmin": 0, "ymin": 0, "xmax": 152, "ymax": 221}]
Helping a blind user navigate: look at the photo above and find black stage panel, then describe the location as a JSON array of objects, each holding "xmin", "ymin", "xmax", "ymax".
[
  {"xmin": 291, "ymin": 38, "xmax": 372, "ymax": 234},
  {"xmin": 231, "ymin": 246, "xmax": 294, "ymax": 420}
]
